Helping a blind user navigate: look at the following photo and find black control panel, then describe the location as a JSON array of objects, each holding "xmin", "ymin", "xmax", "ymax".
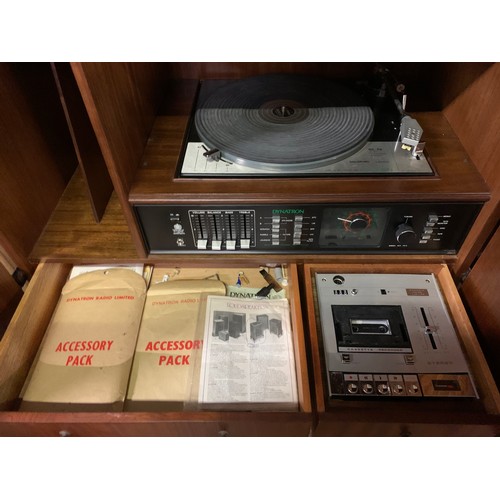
[{"xmin": 135, "ymin": 203, "xmax": 482, "ymax": 254}]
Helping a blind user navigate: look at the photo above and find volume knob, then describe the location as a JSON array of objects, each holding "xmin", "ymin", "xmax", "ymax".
[{"xmin": 395, "ymin": 223, "xmax": 417, "ymax": 244}]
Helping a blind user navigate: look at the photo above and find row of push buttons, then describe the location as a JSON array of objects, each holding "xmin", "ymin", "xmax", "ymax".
[
  {"xmin": 272, "ymin": 215, "xmax": 304, "ymax": 246},
  {"xmin": 420, "ymin": 214, "xmax": 440, "ymax": 244},
  {"xmin": 343, "ymin": 373, "xmax": 422, "ymax": 396}
]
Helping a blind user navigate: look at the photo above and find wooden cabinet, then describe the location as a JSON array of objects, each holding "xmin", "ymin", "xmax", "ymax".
[{"xmin": 0, "ymin": 62, "xmax": 499, "ymax": 436}]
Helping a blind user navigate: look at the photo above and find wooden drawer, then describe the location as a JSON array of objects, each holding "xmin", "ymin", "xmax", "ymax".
[
  {"xmin": 0, "ymin": 262, "xmax": 313, "ymax": 436},
  {"xmin": 303, "ymin": 262, "xmax": 500, "ymax": 437}
]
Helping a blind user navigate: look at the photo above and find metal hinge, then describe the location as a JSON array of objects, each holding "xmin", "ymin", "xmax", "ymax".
[
  {"xmin": 12, "ymin": 267, "xmax": 28, "ymax": 288},
  {"xmin": 457, "ymin": 268, "xmax": 471, "ymax": 288}
]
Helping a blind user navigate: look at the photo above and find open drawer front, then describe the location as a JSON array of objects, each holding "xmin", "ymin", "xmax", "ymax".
[
  {"xmin": 0, "ymin": 262, "xmax": 312, "ymax": 436},
  {"xmin": 304, "ymin": 262, "xmax": 500, "ymax": 436}
]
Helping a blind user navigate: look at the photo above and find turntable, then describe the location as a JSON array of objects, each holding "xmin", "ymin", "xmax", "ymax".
[
  {"xmin": 179, "ymin": 73, "xmax": 432, "ymax": 176},
  {"xmin": 132, "ymin": 71, "xmax": 489, "ymax": 255}
]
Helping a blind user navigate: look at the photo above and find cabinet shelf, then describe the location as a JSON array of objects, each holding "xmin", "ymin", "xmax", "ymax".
[{"xmin": 30, "ymin": 170, "xmax": 138, "ymax": 263}]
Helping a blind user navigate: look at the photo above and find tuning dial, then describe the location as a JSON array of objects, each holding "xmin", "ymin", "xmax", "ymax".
[
  {"xmin": 395, "ymin": 223, "xmax": 417, "ymax": 244},
  {"xmin": 340, "ymin": 211, "xmax": 372, "ymax": 232},
  {"xmin": 350, "ymin": 216, "xmax": 370, "ymax": 230}
]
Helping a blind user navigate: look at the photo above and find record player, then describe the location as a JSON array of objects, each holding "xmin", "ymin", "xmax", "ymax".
[
  {"xmin": 178, "ymin": 73, "xmax": 432, "ymax": 177},
  {"xmin": 131, "ymin": 70, "xmax": 490, "ymax": 255}
]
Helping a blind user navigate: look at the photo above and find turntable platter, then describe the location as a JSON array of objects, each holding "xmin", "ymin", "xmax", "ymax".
[{"xmin": 194, "ymin": 74, "xmax": 375, "ymax": 170}]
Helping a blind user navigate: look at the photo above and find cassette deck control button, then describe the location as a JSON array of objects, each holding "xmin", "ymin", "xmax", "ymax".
[
  {"xmin": 347, "ymin": 383, "xmax": 359, "ymax": 394},
  {"xmin": 403, "ymin": 374, "xmax": 421, "ymax": 396},
  {"xmin": 362, "ymin": 383, "xmax": 374, "ymax": 394},
  {"xmin": 393, "ymin": 384, "xmax": 404, "ymax": 394},
  {"xmin": 377, "ymin": 383, "xmax": 391, "ymax": 395},
  {"xmin": 404, "ymin": 355, "xmax": 415, "ymax": 365}
]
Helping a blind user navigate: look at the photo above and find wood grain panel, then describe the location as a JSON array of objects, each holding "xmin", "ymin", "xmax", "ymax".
[
  {"xmin": 444, "ymin": 63, "xmax": 500, "ymax": 276},
  {"xmin": 130, "ymin": 111, "xmax": 489, "ymax": 203},
  {"xmin": 0, "ymin": 411, "xmax": 312, "ymax": 437},
  {"xmin": 0, "ymin": 262, "xmax": 71, "ymax": 409},
  {"xmin": 0, "ymin": 63, "xmax": 77, "ymax": 272},
  {"xmin": 71, "ymin": 63, "xmax": 166, "ymax": 257},
  {"xmin": 30, "ymin": 169, "xmax": 138, "ymax": 262},
  {"xmin": 51, "ymin": 63, "xmax": 113, "ymax": 222},
  {"xmin": 462, "ymin": 226, "xmax": 500, "ymax": 386}
]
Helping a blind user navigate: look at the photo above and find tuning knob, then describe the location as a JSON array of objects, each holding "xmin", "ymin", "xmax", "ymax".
[
  {"xmin": 395, "ymin": 223, "xmax": 417, "ymax": 244},
  {"xmin": 349, "ymin": 215, "xmax": 370, "ymax": 231},
  {"xmin": 340, "ymin": 212, "xmax": 372, "ymax": 232}
]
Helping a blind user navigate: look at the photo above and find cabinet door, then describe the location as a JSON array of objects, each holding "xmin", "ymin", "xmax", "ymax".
[
  {"xmin": 462, "ymin": 225, "xmax": 500, "ymax": 385},
  {"xmin": 0, "ymin": 63, "xmax": 77, "ymax": 273}
]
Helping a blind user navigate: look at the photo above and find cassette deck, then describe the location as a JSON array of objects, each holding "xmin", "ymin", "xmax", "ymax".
[{"xmin": 315, "ymin": 273, "xmax": 478, "ymax": 399}]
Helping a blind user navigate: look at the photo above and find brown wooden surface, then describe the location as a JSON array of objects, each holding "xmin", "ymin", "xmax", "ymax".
[
  {"xmin": 51, "ymin": 63, "xmax": 113, "ymax": 222},
  {"xmin": 130, "ymin": 110, "xmax": 489, "ymax": 204},
  {"xmin": 462, "ymin": 226, "xmax": 500, "ymax": 386},
  {"xmin": 0, "ymin": 262, "xmax": 71, "ymax": 409},
  {"xmin": 30, "ymin": 170, "xmax": 138, "ymax": 262},
  {"xmin": 444, "ymin": 63, "xmax": 500, "ymax": 277},
  {"xmin": 0, "ymin": 63, "xmax": 77, "ymax": 273},
  {"xmin": 302, "ymin": 262, "xmax": 500, "ymax": 436},
  {"xmin": 0, "ymin": 411, "xmax": 313, "ymax": 437},
  {"xmin": 71, "ymin": 63, "xmax": 167, "ymax": 257}
]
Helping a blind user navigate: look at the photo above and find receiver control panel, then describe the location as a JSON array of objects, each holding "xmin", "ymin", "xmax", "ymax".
[{"xmin": 135, "ymin": 202, "xmax": 482, "ymax": 254}]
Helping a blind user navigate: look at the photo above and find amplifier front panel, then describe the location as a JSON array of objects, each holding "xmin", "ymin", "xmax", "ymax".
[{"xmin": 134, "ymin": 202, "xmax": 482, "ymax": 255}]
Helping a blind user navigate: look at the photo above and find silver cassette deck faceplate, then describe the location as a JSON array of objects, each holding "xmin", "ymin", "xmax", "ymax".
[{"xmin": 315, "ymin": 273, "xmax": 477, "ymax": 398}]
